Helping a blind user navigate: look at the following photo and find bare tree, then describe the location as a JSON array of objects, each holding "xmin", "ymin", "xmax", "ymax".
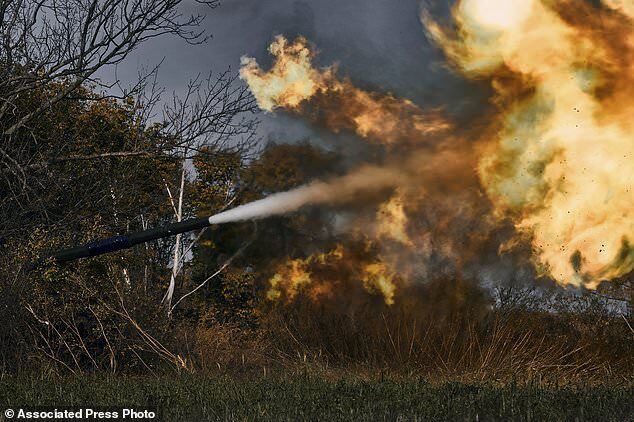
[
  {"xmin": 162, "ymin": 70, "xmax": 258, "ymax": 157},
  {"xmin": 0, "ymin": 0, "xmax": 261, "ymax": 372},
  {"xmin": 0, "ymin": 0, "xmax": 218, "ymax": 135},
  {"xmin": 163, "ymin": 161, "xmax": 187, "ymax": 308},
  {"xmin": 0, "ymin": 0, "xmax": 258, "ymax": 241}
]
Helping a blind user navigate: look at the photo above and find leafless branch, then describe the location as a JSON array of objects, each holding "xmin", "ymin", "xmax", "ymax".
[
  {"xmin": 169, "ymin": 221, "xmax": 257, "ymax": 315},
  {"xmin": 0, "ymin": 0, "xmax": 219, "ymax": 135}
]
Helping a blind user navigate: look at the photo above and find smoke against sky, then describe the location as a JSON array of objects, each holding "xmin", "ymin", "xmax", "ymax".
[
  {"xmin": 226, "ymin": 0, "xmax": 632, "ymax": 292},
  {"xmin": 108, "ymin": 0, "xmax": 486, "ymax": 145}
]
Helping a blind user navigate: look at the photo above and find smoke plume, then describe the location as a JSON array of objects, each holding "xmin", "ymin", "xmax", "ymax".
[
  {"xmin": 240, "ymin": 35, "xmax": 451, "ymax": 145},
  {"xmin": 208, "ymin": 165, "xmax": 406, "ymax": 224},
  {"xmin": 425, "ymin": 0, "xmax": 634, "ymax": 287},
  {"xmin": 226, "ymin": 0, "xmax": 633, "ymax": 303}
]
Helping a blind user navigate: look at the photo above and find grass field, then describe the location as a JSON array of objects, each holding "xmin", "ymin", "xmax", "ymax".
[{"xmin": 0, "ymin": 376, "xmax": 632, "ymax": 421}]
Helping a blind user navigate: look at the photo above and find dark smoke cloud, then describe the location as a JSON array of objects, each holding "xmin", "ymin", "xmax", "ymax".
[{"xmin": 105, "ymin": 0, "xmax": 489, "ymax": 146}]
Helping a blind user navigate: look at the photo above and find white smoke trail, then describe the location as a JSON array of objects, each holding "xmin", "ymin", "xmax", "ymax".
[{"xmin": 207, "ymin": 166, "xmax": 404, "ymax": 225}]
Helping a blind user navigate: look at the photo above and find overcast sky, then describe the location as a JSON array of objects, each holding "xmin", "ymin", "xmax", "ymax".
[{"xmin": 108, "ymin": 0, "xmax": 485, "ymax": 146}]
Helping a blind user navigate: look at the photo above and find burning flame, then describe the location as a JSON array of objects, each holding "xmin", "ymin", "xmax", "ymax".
[
  {"xmin": 603, "ymin": 0, "xmax": 634, "ymax": 18},
  {"xmin": 236, "ymin": 0, "xmax": 633, "ymax": 294},
  {"xmin": 459, "ymin": 0, "xmax": 535, "ymax": 32},
  {"xmin": 375, "ymin": 191, "xmax": 414, "ymax": 246},
  {"xmin": 361, "ymin": 262, "xmax": 397, "ymax": 305},
  {"xmin": 267, "ymin": 245, "xmax": 398, "ymax": 305},
  {"xmin": 240, "ymin": 36, "xmax": 450, "ymax": 144},
  {"xmin": 240, "ymin": 36, "xmax": 327, "ymax": 112},
  {"xmin": 425, "ymin": 0, "xmax": 634, "ymax": 287},
  {"xmin": 267, "ymin": 259, "xmax": 313, "ymax": 301}
]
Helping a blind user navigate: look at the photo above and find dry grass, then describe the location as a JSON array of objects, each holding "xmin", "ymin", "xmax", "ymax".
[{"xmin": 189, "ymin": 280, "xmax": 633, "ymax": 386}]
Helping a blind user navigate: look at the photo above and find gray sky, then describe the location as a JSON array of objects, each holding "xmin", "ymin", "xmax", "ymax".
[{"xmin": 108, "ymin": 0, "xmax": 485, "ymax": 146}]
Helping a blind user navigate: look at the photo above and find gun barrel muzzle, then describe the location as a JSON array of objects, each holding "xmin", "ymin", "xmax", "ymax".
[{"xmin": 47, "ymin": 216, "xmax": 213, "ymax": 263}]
